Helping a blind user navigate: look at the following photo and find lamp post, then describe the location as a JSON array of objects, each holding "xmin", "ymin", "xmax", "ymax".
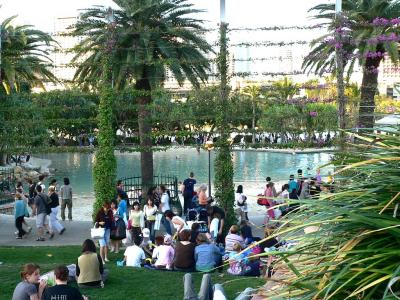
[{"xmin": 205, "ymin": 140, "xmax": 214, "ymax": 197}]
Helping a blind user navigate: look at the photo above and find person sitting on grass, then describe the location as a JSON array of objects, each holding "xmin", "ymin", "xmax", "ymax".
[
  {"xmin": 173, "ymin": 229, "xmax": 196, "ymax": 272},
  {"xmin": 194, "ymin": 233, "xmax": 222, "ymax": 273},
  {"xmin": 225, "ymin": 225, "xmax": 245, "ymax": 252},
  {"xmin": 152, "ymin": 235, "xmax": 175, "ymax": 270},
  {"xmin": 42, "ymin": 265, "xmax": 88, "ymax": 300},
  {"xmin": 76, "ymin": 239, "xmax": 108, "ymax": 288},
  {"xmin": 12, "ymin": 263, "xmax": 47, "ymax": 300},
  {"xmin": 226, "ymin": 242, "xmax": 261, "ymax": 277},
  {"xmin": 124, "ymin": 236, "xmax": 146, "ymax": 268}
]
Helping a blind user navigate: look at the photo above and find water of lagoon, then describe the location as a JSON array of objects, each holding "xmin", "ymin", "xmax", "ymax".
[{"xmin": 35, "ymin": 148, "xmax": 333, "ymax": 219}]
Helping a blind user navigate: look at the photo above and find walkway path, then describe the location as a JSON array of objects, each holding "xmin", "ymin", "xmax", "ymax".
[{"xmin": 0, "ymin": 212, "xmax": 266, "ymax": 247}]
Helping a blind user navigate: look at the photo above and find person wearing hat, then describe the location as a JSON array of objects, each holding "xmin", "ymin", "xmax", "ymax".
[
  {"xmin": 140, "ymin": 228, "xmax": 154, "ymax": 258},
  {"xmin": 152, "ymin": 235, "xmax": 175, "ymax": 270}
]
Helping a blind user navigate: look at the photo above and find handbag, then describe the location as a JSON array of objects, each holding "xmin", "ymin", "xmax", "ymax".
[
  {"xmin": 91, "ymin": 224, "xmax": 105, "ymax": 239},
  {"xmin": 257, "ymin": 197, "xmax": 269, "ymax": 206}
]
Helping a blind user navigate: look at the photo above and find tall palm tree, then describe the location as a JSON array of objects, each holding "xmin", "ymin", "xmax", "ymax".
[
  {"xmin": 0, "ymin": 16, "xmax": 56, "ymax": 94},
  {"xmin": 72, "ymin": 0, "xmax": 212, "ymax": 185},
  {"xmin": 242, "ymin": 85, "xmax": 262, "ymax": 144},
  {"xmin": 303, "ymin": 0, "xmax": 400, "ymax": 129},
  {"xmin": 271, "ymin": 77, "xmax": 300, "ymax": 100}
]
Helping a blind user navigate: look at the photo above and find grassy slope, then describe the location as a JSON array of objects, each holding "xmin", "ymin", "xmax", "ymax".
[{"xmin": 0, "ymin": 246, "xmax": 265, "ymax": 300}]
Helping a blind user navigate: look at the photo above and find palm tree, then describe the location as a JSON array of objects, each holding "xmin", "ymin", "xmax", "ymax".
[
  {"xmin": 72, "ymin": 0, "xmax": 212, "ymax": 185},
  {"xmin": 0, "ymin": 16, "xmax": 56, "ymax": 94},
  {"xmin": 242, "ymin": 85, "xmax": 262, "ymax": 144},
  {"xmin": 271, "ymin": 77, "xmax": 300, "ymax": 100},
  {"xmin": 303, "ymin": 0, "xmax": 400, "ymax": 129}
]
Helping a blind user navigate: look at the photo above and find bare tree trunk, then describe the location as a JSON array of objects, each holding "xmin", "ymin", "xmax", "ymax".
[
  {"xmin": 359, "ymin": 56, "xmax": 382, "ymax": 130},
  {"xmin": 136, "ymin": 78, "xmax": 153, "ymax": 188},
  {"xmin": 0, "ymin": 152, "xmax": 6, "ymax": 166}
]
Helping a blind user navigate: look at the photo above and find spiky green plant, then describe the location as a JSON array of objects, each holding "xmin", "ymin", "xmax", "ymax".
[{"xmin": 259, "ymin": 129, "xmax": 400, "ymax": 299}]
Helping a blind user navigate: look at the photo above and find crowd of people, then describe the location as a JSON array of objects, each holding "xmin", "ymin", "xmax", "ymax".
[
  {"xmin": 12, "ymin": 175, "xmax": 72, "ymax": 241},
  {"xmin": 11, "ymin": 167, "xmax": 333, "ymax": 299}
]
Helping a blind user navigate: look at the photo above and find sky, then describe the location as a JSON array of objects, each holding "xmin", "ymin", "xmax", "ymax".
[
  {"xmin": 0, "ymin": 0, "xmax": 336, "ymax": 80},
  {"xmin": 0, "ymin": 0, "xmax": 334, "ymax": 32}
]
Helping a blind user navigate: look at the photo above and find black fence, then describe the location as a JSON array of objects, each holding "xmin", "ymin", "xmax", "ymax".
[
  {"xmin": 0, "ymin": 168, "xmax": 15, "ymax": 203},
  {"xmin": 120, "ymin": 175, "xmax": 182, "ymax": 215}
]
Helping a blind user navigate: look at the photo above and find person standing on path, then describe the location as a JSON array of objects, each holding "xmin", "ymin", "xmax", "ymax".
[
  {"xmin": 60, "ymin": 177, "xmax": 73, "ymax": 221},
  {"xmin": 33, "ymin": 185, "xmax": 51, "ymax": 241},
  {"xmin": 37, "ymin": 174, "xmax": 46, "ymax": 192},
  {"xmin": 48, "ymin": 186, "xmax": 66, "ymax": 235},
  {"xmin": 14, "ymin": 193, "xmax": 30, "ymax": 239},
  {"xmin": 182, "ymin": 172, "xmax": 196, "ymax": 215}
]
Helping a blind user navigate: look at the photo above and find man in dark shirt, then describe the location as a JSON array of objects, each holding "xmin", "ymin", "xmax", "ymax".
[
  {"xmin": 42, "ymin": 265, "xmax": 87, "ymax": 300},
  {"xmin": 182, "ymin": 172, "xmax": 196, "ymax": 215}
]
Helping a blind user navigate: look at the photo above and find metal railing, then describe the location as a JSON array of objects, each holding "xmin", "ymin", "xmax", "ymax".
[
  {"xmin": 120, "ymin": 174, "xmax": 182, "ymax": 215},
  {"xmin": 0, "ymin": 168, "xmax": 15, "ymax": 203}
]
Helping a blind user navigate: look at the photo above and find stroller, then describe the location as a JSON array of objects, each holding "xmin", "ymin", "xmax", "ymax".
[{"xmin": 186, "ymin": 208, "xmax": 209, "ymax": 233}]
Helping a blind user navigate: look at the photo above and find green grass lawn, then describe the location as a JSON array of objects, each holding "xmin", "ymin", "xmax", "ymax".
[{"xmin": 0, "ymin": 246, "xmax": 265, "ymax": 300}]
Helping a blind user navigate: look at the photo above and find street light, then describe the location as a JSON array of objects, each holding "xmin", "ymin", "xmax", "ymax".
[
  {"xmin": 204, "ymin": 140, "xmax": 214, "ymax": 197},
  {"xmin": 220, "ymin": 0, "xmax": 226, "ymax": 23}
]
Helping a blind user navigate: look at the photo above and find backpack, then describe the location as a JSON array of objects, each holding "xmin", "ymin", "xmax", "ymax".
[
  {"xmin": 38, "ymin": 194, "xmax": 52, "ymax": 215},
  {"xmin": 111, "ymin": 219, "xmax": 126, "ymax": 240}
]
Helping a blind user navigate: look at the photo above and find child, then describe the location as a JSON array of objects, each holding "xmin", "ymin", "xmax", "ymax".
[
  {"xmin": 152, "ymin": 235, "xmax": 175, "ymax": 270},
  {"xmin": 226, "ymin": 242, "xmax": 246, "ymax": 275}
]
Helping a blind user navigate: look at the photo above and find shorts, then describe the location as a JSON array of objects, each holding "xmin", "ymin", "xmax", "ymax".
[
  {"xmin": 99, "ymin": 228, "xmax": 110, "ymax": 247},
  {"xmin": 36, "ymin": 213, "xmax": 48, "ymax": 228}
]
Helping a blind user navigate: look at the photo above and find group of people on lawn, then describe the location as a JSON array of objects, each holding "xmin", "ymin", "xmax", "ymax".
[{"xmin": 13, "ymin": 167, "xmax": 332, "ymax": 300}]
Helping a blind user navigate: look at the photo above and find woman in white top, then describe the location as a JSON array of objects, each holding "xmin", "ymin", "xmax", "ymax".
[
  {"xmin": 235, "ymin": 185, "xmax": 248, "ymax": 222},
  {"xmin": 143, "ymin": 197, "xmax": 158, "ymax": 242},
  {"xmin": 164, "ymin": 210, "xmax": 187, "ymax": 233}
]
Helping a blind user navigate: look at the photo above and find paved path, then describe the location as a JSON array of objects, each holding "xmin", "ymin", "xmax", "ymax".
[
  {"xmin": 0, "ymin": 212, "xmax": 266, "ymax": 247},
  {"xmin": 0, "ymin": 214, "xmax": 93, "ymax": 246}
]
